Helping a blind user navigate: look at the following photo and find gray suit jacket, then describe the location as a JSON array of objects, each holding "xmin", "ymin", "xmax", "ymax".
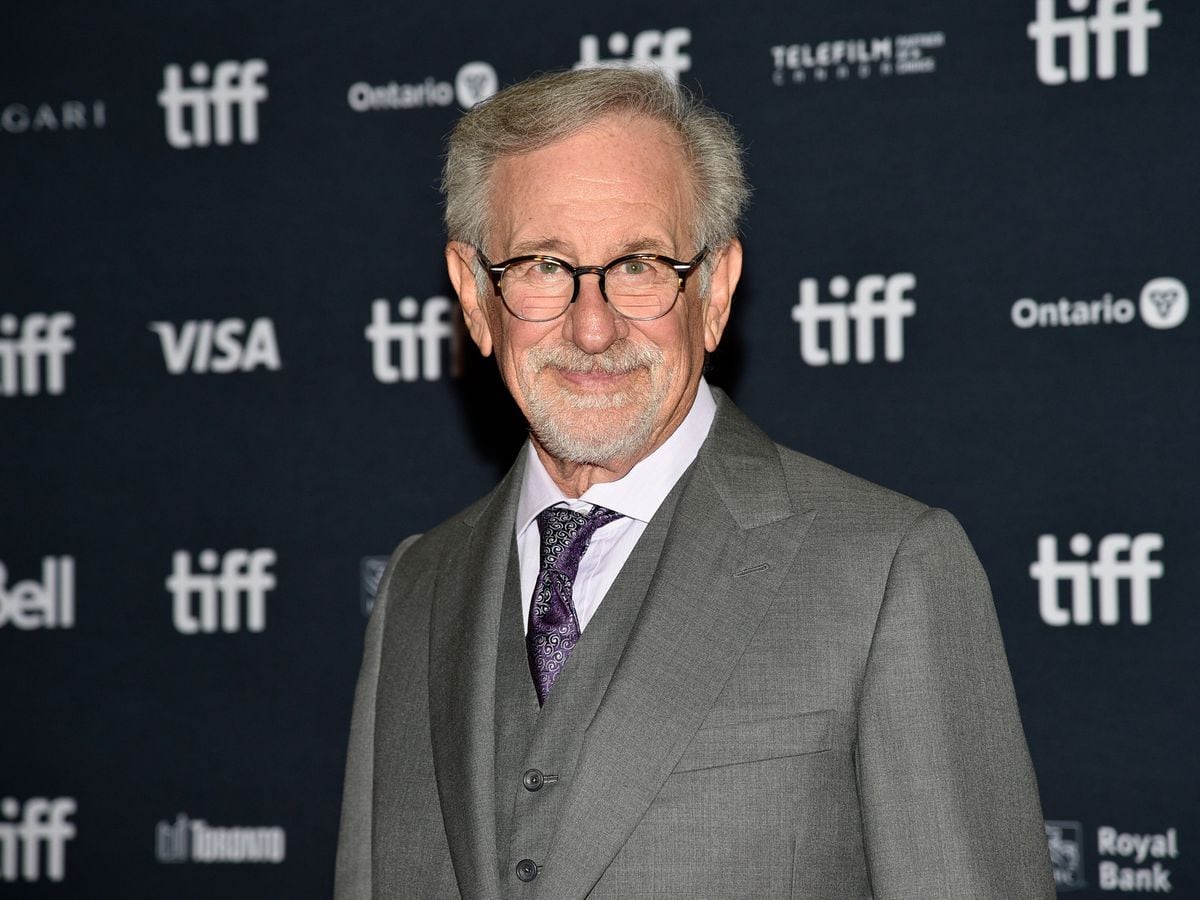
[{"xmin": 335, "ymin": 393, "xmax": 1054, "ymax": 899}]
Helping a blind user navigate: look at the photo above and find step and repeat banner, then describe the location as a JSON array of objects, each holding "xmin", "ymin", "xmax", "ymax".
[{"xmin": 3, "ymin": 1, "xmax": 1195, "ymax": 897}]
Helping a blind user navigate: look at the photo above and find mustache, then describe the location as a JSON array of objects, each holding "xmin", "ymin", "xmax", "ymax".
[{"xmin": 526, "ymin": 341, "xmax": 664, "ymax": 375}]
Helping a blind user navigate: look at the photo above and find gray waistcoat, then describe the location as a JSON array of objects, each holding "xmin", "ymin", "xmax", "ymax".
[{"xmin": 491, "ymin": 477, "xmax": 687, "ymax": 894}]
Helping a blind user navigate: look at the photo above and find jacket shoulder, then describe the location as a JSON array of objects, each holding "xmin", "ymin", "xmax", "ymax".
[{"xmin": 775, "ymin": 443, "xmax": 929, "ymax": 528}]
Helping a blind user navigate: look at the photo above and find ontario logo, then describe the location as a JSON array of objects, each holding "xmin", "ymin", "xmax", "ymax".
[{"xmin": 1011, "ymin": 276, "xmax": 1187, "ymax": 330}]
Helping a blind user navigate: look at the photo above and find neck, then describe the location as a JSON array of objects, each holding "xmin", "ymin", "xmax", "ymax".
[{"xmin": 531, "ymin": 442, "xmax": 639, "ymax": 498}]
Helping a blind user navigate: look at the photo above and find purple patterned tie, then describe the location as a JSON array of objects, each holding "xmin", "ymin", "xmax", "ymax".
[{"xmin": 527, "ymin": 504, "xmax": 623, "ymax": 705}]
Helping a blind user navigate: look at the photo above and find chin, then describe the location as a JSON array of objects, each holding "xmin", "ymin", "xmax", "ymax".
[{"xmin": 527, "ymin": 392, "xmax": 660, "ymax": 467}]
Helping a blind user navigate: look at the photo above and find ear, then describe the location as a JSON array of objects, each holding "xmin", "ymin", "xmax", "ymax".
[
  {"xmin": 702, "ymin": 238, "xmax": 742, "ymax": 353},
  {"xmin": 446, "ymin": 241, "xmax": 494, "ymax": 357}
]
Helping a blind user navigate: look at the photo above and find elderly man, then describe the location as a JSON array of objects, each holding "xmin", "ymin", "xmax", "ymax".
[{"xmin": 335, "ymin": 68, "xmax": 1054, "ymax": 899}]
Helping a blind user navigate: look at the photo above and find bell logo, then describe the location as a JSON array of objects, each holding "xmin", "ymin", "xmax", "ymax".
[
  {"xmin": 167, "ymin": 549, "xmax": 276, "ymax": 634},
  {"xmin": 1027, "ymin": 0, "xmax": 1161, "ymax": 85},
  {"xmin": 365, "ymin": 296, "xmax": 454, "ymax": 382},
  {"xmin": 791, "ymin": 273, "xmax": 916, "ymax": 366},
  {"xmin": 0, "ymin": 557, "xmax": 74, "ymax": 630},
  {"xmin": 149, "ymin": 318, "xmax": 282, "ymax": 374},
  {"xmin": 0, "ymin": 797, "xmax": 76, "ymax": 882},
  {"xmin": 158, "ymin": 59, "xmax": 268, "ymax": 149},
  {"xmin": 0, "ymin": 313, "xmax": 74, "ymax": 397},
  {"xmin": 575, "ymin": 28, "xmax": 692, "ymax": 82},
  {"xmin": 1031, "ymin": 533, "xmax": 1163, "ymax": 626}
]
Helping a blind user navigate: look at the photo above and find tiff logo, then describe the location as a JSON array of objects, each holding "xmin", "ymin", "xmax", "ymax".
[
  {"xmin": 791, "ymin": 273, "xmax": 916, "ymax": 365},
  {"xmin": 149, "ymin": 318, "xmax": 282, "ymax": 374},
  {"xmin": 0, "ymin": 797, "xmax": 76, "ymax": 883},
  {"xmin": 1032, "ymin": 533, "xmax": 1163, "ymax": 625},
  {"xmin": 158, "ymin": 59, "xmax": 268, "ymax": 149},
  {"xmin": 366, "ymin": 296, "xmax": 454, "ymax": 382},
  {"xmin": 1028, "ymin": 0, "xmax": 1161, "ymax": 85},
  {"xmin": 576, "ymin": 28, "xmax": 692, "ymax": 82},
  {"xmin": 0, "ymin": 313, "xmax": 74, "ymax": 396},
  {"xmin": 0, "ymin": 557, "xmax": 74, "ymax": 630},
  {"xmin": 167, "ymin": 549, "xmax": 276, "ymax": 634}
]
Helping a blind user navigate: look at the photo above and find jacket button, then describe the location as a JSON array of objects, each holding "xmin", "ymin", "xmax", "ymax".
[
  {"xmin": 522, "ymin": 769, "xmax": 544, "ymax": 791},
  {"xmin": 515, "ymin": 858, "xmax": 538, "ymax": 882}
]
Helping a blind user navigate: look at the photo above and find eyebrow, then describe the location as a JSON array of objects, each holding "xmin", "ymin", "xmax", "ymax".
[{"xmin": 505, "ymin": 235, "xmax": 678, "ymax": 260}]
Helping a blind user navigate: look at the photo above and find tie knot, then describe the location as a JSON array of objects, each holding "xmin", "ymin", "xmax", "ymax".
[{"xmin": 535, "ymin": 504, "xmax": 622, "ymax": 575}]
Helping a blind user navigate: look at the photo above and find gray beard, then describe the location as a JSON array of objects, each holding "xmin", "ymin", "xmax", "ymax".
[{"xmin": 520, "ymin": 340, "xmax": 667, "ymax": 466}]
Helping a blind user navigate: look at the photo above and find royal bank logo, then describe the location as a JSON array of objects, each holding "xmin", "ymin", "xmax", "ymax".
[
  {"xmin": 1032, "ymin": 533, "xmax": 1163, "ymax": 626},
  {"xmin": 0, "ymin": 312, "xmax": 74, "ymax": 397},
  {"xmin": 790, "ymin": 273, "xmax": 916, "ymax": 365},
  {"xmin": 0, "ymin": 557, "xmax": 74, "ymax": 630},
  {"xmin": 575, "ymin": 28, "xmax": 692, "ymax": 82},
  {"xmin": 156, "ymin": 812, "xmax": 286, "ymax": 864},
  {"xmin": 167, "ymin": 549, "xmax": 276, "ymax": 634},
  {"xmin": 1028, "ymin": 0, "xmax": 1161, "ymax": 85},
  {"xmin": 1011, "ymin": 276, "xmax": 1188, "ymax": 330},
  {"xmin": 366, "ymin": 296, "xmax": 455, "ymax": 382},
  {"xmin": 1047, "ymin": 821, "xmax": 1087, "ymax": 891},
  {"xmin": 149, "ymin": 317, "xmax": 282, "ymax": 374},
  {"xmin": 1, "ymin": 100, "xmax": 106, "ymax": 135},
  {"xmin": 0, "ymin": 797, "xmax": 76, "ymax": 883},
  {"xmin": 360, "ymin": 556, "xmax": 389, "ymax": 617},
  {"xmin": 158, "ymin": 59, "xmax": 268, "ymax": 149},
  {"xmin": 1098, "ymin": 825, "xmax": 1179, "ymax": 892},
  {"xmin": 771, "ymin": 30, "xmax": 944, "ymax": 85},
  {"xmin": 348, "ymin": 60, "xmax": 498, "ymax": 112}
]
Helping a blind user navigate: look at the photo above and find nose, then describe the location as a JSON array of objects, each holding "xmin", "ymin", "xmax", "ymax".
[{"xmin": 562, "ymin": 271, "xmax": 625, "ymax": 354}]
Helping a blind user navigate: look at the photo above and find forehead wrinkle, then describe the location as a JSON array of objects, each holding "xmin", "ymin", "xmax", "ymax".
[{"xmin": 506, "ymin": 234, "xmax": 679, "ymax": 261}]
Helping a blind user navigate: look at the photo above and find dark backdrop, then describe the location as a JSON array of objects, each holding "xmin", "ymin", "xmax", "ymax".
[{"xmin": 3, "ymin": 1, "xmax": 1195, "ymax": 896}]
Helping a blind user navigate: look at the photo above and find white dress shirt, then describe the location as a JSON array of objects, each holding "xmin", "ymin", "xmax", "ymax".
[{"xmin": 515, "ymin": 378, "xmax": 717, "ymax": 635}]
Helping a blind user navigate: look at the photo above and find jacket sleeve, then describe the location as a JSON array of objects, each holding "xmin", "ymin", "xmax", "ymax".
[
  {"xmin": 334, "ymin": 534, "xmax": 421, "ymax": 900},
  {"xmin": 855, "ymin": 508, "xmax": 1055, "ymax": 899}
]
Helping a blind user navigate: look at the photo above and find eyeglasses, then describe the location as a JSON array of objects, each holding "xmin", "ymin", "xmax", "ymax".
[{"xmin": 477, "ymin": 248, "xmax": 708, "ymax": 322}]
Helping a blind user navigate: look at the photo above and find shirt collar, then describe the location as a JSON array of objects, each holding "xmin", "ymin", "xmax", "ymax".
[{"xmin": 516, "ymin": 377, "xmax": 717, "ymax": 537}]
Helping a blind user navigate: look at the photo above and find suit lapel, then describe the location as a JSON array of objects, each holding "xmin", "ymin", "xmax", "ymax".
[
  {"xmin": 533, "ymin": 396, "xmax": 816, "ymax": 899},
  {"xmin": 428, "ymin": 457, "xmax": 525, "ymax": 900}
]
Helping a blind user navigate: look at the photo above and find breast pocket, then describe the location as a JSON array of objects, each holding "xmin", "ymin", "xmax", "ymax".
[{"xmin": 671, "ymin": 709, "xmax": 834, "ymax": 774}]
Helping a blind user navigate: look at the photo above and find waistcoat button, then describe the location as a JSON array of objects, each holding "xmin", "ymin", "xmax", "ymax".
[
  {"xmin": 515, "ymin": 858, "xmax": 539, "ymax": 882},
  {"xmin": 522, "ymin": 768, "xmax": 545, "ymax": 791}
]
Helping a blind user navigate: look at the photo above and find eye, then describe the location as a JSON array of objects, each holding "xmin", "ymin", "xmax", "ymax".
[
  {"xmin": 534, "ymin": 261, "xmax": 563, "ymax": 277},
  {"xmin": 621, "ymin": 261, "xmax": 648, "ymax": 276}
]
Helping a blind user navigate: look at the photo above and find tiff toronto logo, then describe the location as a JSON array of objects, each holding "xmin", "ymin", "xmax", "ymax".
[
  {"xmin": 575, "ymin": 28, "xmax": 692, "ymax": 82},
  {"xmin": 149, "ymin": 317, "xmax": 282, "ymax": 374},
  {"xmin": 1031, "ymin": 533, "xmax": 1163, "ymax": 626},
  {"xmin": 0, "ymin": 313, "xmax": 74, "ymax": 397},
  {"xmin": 0, "ymin": 558, "xmax": 74, "ymax": 630},
  {"xmin": 1, "ymin": 100, "xmax": 105, "ymax": 134},
  {"xmin": 1028, "ymin": 0, "xmax": 1161, "ymax": 85},
  {"xmin": 158, "ymin": 59, "xmax": 268, "ymax": 149},
  {"xmin": 167, "ymin": 549, "xmax": 276, "ymax": 634},
  {"xmin": 791, "ymin": 273, "xmax": 916, "ymax": 365},
  {"xmin": 0, "ymin": 797, "xmax": 76, "ymax": 883},
  {"xmin": 156, "ymin": 813, "xmax": 286, "ymax": 864},
  {"xmin": 366, "ymin": 296, "xmax": 454, "ymax": 382}
]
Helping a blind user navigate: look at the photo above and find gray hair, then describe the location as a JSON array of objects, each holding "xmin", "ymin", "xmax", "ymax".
[{"xmin": 442, "ymin": 68, "xmax": 750, "ymax": 296}]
